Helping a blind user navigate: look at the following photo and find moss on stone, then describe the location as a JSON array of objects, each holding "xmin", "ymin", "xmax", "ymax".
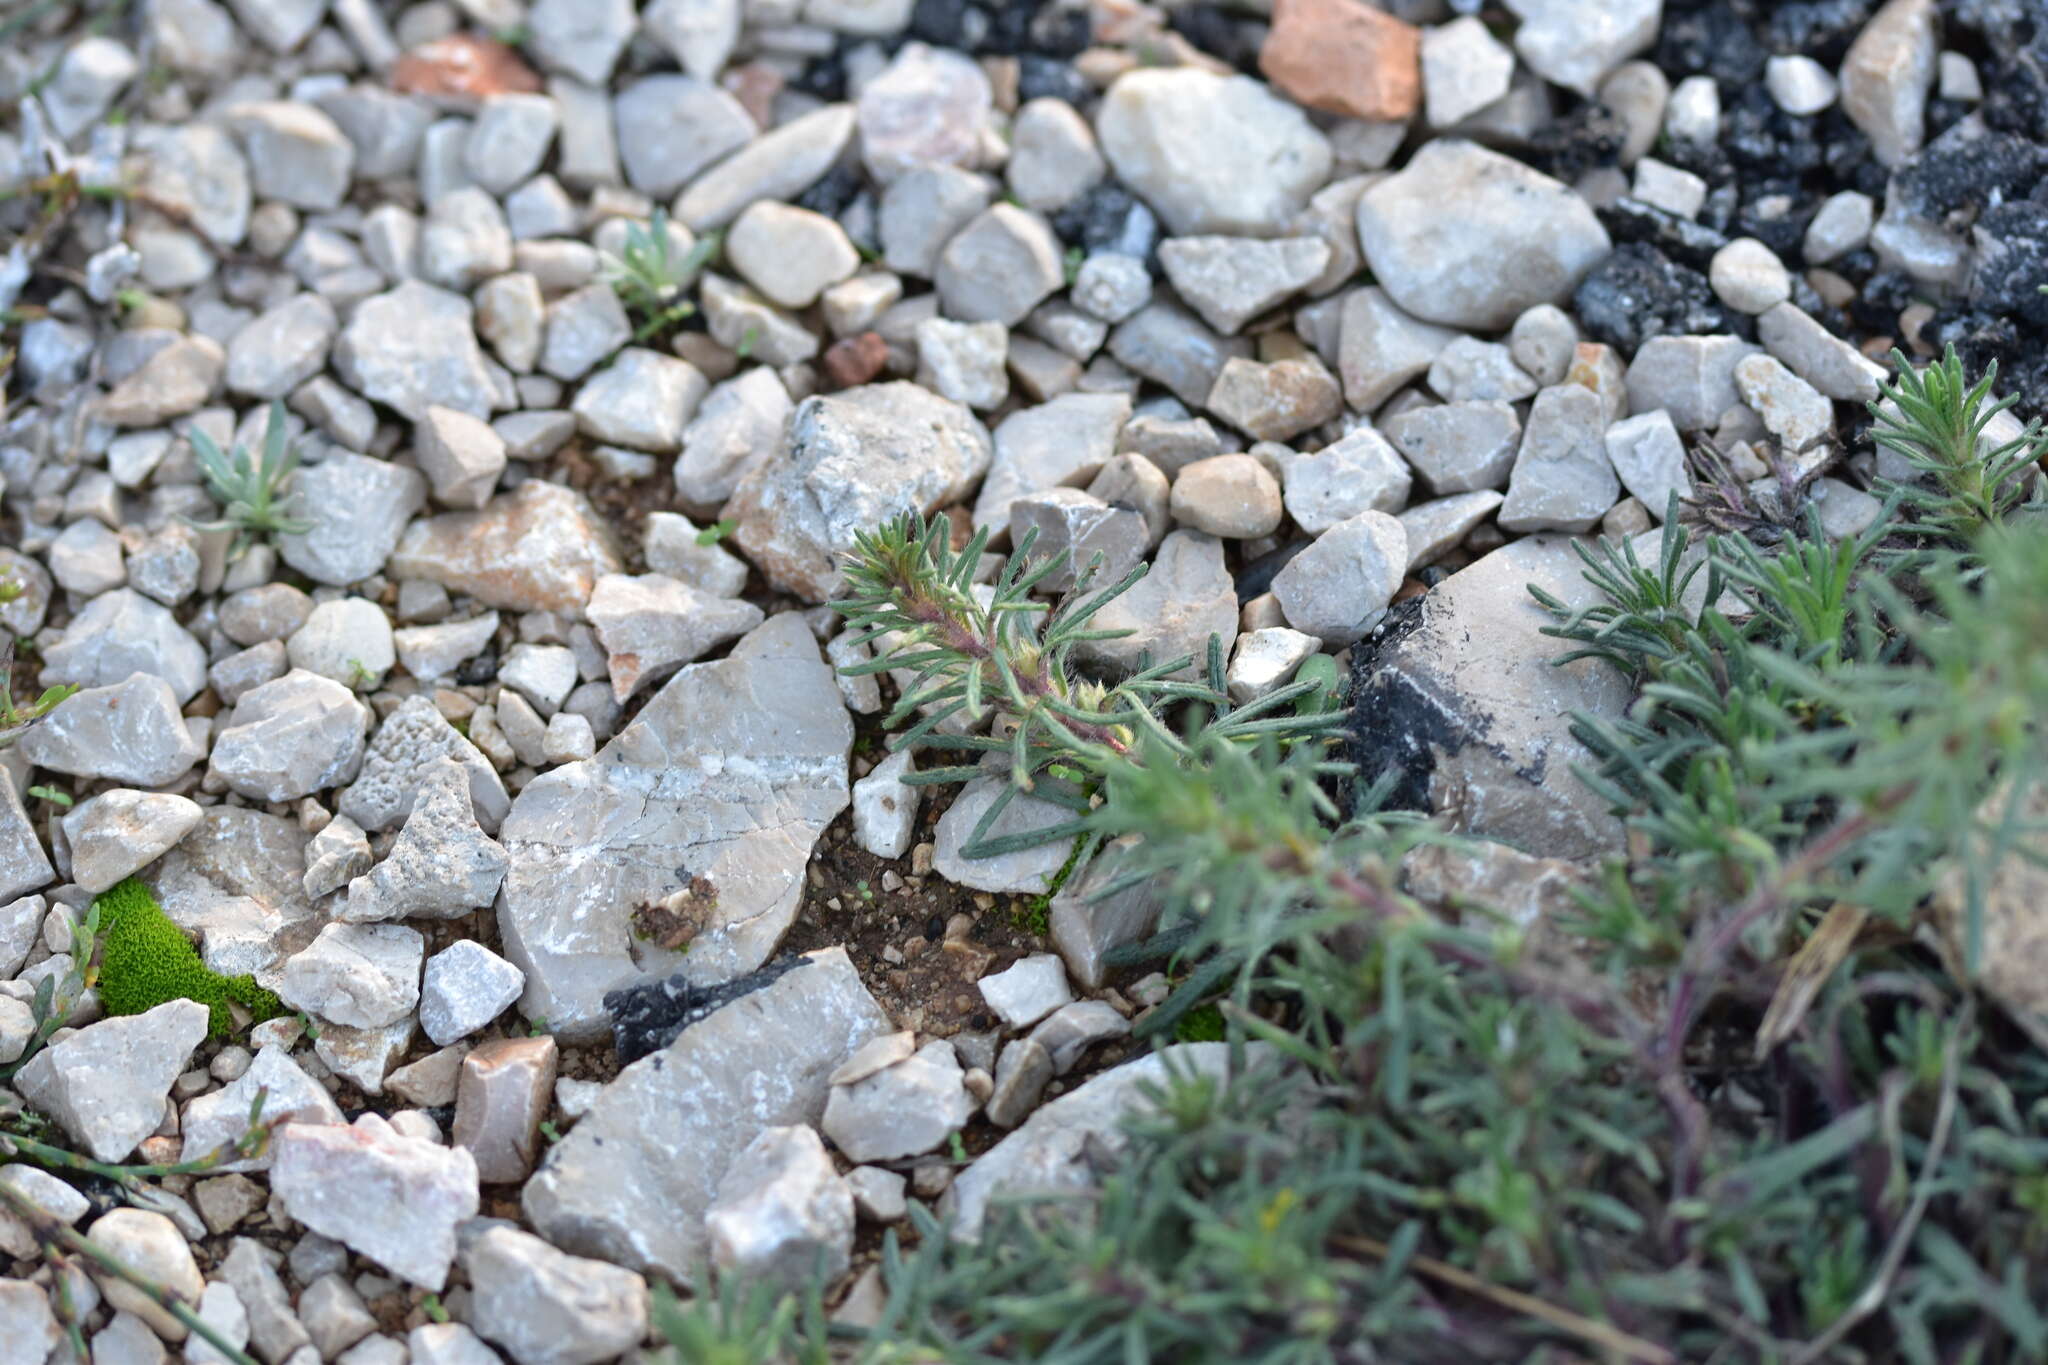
[{"xmin": 93, "ymin": 878, "xmax": 284, "ymax": 1040}]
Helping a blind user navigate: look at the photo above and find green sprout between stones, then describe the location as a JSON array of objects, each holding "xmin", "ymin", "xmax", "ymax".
[
  {"xmin": 186, "ymin": 398, "xmax": 315, "ymax": 557},
  {"xmin": 601, "ymin": 208, "xmax": 719, "ymax": 342},
  {"xmin": 0, "ymin": 576, "xmax": 75, "ymax": 751}
]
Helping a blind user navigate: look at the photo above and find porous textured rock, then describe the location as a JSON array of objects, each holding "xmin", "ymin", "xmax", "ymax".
[
  {"xmin": 341, "ymin": 757, "xmax": 510, "ymax": 923},
  {"xmin": 729, "ymin": 383, "xmax": 992, "ymax": 602}
]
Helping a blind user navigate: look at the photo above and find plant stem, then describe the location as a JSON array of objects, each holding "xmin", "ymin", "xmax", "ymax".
[{"xmin": 0, "ymin": 1182, "xmax": 259, "ymax": 1365}]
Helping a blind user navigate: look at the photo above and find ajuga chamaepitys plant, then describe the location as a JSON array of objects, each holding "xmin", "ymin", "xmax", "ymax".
[{"xmin": 686, "ymin": 353, "xmax": 2048, "ymax": 1365}]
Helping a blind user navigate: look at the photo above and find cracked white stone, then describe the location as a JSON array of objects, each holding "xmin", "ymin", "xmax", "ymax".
[{"xmin": 497, "ymin": 615, "xmax": 851, "ymax": 1041}]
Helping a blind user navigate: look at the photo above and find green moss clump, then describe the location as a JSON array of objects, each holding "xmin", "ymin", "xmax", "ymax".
[
  {"xmin": 1173, "ymin": 1003, "xmax": 1226, "ymax": 1044},
  {"xmin": 93, "ymin": 878, "xmax": 284, "ymax": 1040}
]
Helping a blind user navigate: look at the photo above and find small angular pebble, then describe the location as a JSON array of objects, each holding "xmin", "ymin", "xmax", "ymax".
[
  {"xmin": 1227, "ymin": 628, "xmax": 1323, "ymax": 705},
  {"xmin": 1623, "ymin": 334, "xmax": 1760, "ymax": 432},
  {"xmin": 587, "ymin": 573, "xmax": 763, "ymax": 701},
  {"xmin": 270, "ymin": 1115, "xmax": 480, "ymax": 1291},
  {"xmin": 1007, "ymin": 97, "xmax": 1105, "ymax": 211},
  {"xmin": 464, "ymin": 1223, "xmax": 647, "ymax": 1365},
  {"xmin": 852, "ymin": 749, "xmax": 920, "ymax": 860},
  {"xmin": 857, "ymin": 43, "xmax": 990, "ymax": 184},
  {"xmin": 676, "ymin": 103, "xmax": 858, "ymax": 231},
  {"xmin": 1072, "ymin": 252, "xmax": 1152, "ymax": 324},
  {"xmin": 278, "ymin": 922, "xmax": 425, "ymax": 1030},
  {"xmin": 823, "ymin": 1039, "xmax": 975, "ymax": 1163},
  {"xmin": 915, "ymin": 318, "xmax": 1010, "ymax": 410},
  {"xmin": 287, "ymin": 598, "xmax": 396, "ymax": 688},
  {"xmin": 1272, "ymin": 510, "xmax": 1410, "ymax": 646},
  {"xmin": 1499, "ymin": 385, "xmax": 1620, "ymax": 533},
  {"xmin": 86, "ymin": 1209, "xmax": 205, "ymax": 1341},
  {"xmin": 1840, "ymin": 0, "xmax": 1940, "ymax": 166},
  {"xmin": 704, "ymin": 1125, "xmax": 854, "ymax": 1294},
  {"xmin": 1279, "ymin": 426, "xmax": 1412, "ymax": 533},
  {"xmin": 1734, "ymin": 353, "xmax": 1834, "ymax": 454},
  {"xmin": 1755, "ymin": 303, "xmax": 1887, "ymax": 403},
  {"xmin": 1428, "ymin": 336, "xmax": 1538, "ymax": 404},
  {"xmin": 209, "ymin": 671, "xmax": 371, "ymax": 803},
  {"xmin": 985, "ymin": 1037, "xmax": 1054, "ymax": 1128},
  {"xmin": 1383, "ymin": 400, "xmax": 1521, "ymax": 495},
  {"xmin": 453, "ymin": 1036, "xmax": 558, "ymax": 1183},
  {"xmin": 1205, "ymin": 353, "xmax": 1343, "ymax": 444},
  {"xmin": 1338, "ymin": 286, "xmax": 1460, "ymax": 411},
  {"xmin": 417, "ymin": 406, "xmax": 510, "ymax": 510},
  {"xmin": 1157, "ymin": 235, "xmax": 1331, "ymax": 336},
  {"xmin": 935, "ymin": 204, "xmax": 1065, "ymax": 328},
  {"xmin": 1765, "ymin": 54, "xmax": 1838, "ymax": 115},
  {"xmin": 1170, "ymin": 453, "xmax": 1283, "ymax": 539},
  {"xmin": 1604, "ymin": 409, "xmax": 1691, "ymax": 522},
  {"xmin": 977, "ymin": 954, "xmax": 1074, "ymax": 1031},
  {"xmin": 1398, "ymin": 489, "xmax": 1505, "ymax": 571}
]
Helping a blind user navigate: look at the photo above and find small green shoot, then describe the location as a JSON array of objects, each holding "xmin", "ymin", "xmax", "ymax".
[
  {"xmin": 186, "ymin": 399, "xmax": 315, "ymax": 557},
  {"xmin": 601, "ymin": 209, "xmax": 719, "ymax": 342},
  {"xmin": 695, "ymin": 518, "xmax": 738, "ymax": 546}
]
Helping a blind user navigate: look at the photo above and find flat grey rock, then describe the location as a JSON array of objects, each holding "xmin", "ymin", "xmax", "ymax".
[
  {"xmin": 39, "ymin": 589, "xmax": 207, "ymax": 703},
  {"xmin": 16, "ymin": 1001, "xmax": 209, "ymax": 1162},
  {"xmin": 521, "ymin": 946, "xmax": 889, "ymax": 1282},
  {"xmin": 18, "ymin": 672, "xmax": 205, "ymax": 787},
  {"xmin": 496, "ymin": 615, "xmax": 851, "ymax": 1041}
]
